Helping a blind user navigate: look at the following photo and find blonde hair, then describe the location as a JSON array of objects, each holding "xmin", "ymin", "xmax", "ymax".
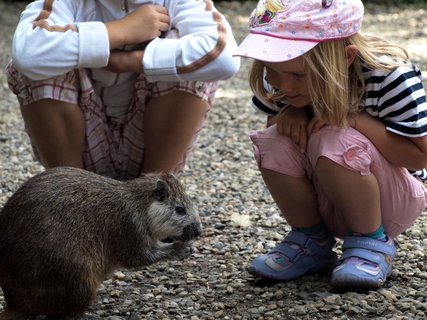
[{"xmin": 249, "ymin": 33, "xmax": 409, "ymax": 127}]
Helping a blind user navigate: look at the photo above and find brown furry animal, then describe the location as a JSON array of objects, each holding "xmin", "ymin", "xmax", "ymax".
[{"xmin": 0, "ymin": 167, "xmax": 202, "ymax": 319}]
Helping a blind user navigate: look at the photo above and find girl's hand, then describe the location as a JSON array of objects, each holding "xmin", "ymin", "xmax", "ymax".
[
  {"xmin": 347, "ymin": 112, "xmax": 359, "ymax": 129},
  {"xmin": 107, "ymin": 50, "xmax": 144, "ymax": 73},
  {"xmin": 276, "ymin": 107, "xmax": 310, "ymax": 153},
  {"xmin": 307, "ymin": 117, "xmax": 327, "ymax": 136},
  {"xmin": 106, "ymin": 4, "xmax": 169, "ymax": 49}
]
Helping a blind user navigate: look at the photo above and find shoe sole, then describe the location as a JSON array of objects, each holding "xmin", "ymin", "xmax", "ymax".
[
  {"xmin": 247, "ymin": 255, "xmax": 338, "ymax": 282},
  {"xmin": 331, "ymin": 272, "xmax": 389, "ymax": 290}
]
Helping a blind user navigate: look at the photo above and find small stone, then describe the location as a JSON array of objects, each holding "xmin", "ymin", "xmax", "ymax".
[{"xmin": 113, "ymin": 271, "xmax": 126, "ymax": 280}]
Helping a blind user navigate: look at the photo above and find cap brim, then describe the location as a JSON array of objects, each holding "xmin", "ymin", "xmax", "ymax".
[{"xmin": 234, "ymin": 33, "xmax": 319, "ymax": 62}]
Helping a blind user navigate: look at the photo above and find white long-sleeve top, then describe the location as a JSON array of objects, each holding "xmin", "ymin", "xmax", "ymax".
[{"xmin": 12, "ymin": 0, "xmax": 241, "ymax": 84}]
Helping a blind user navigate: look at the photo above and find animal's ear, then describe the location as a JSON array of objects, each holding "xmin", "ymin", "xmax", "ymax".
[{"xmin": 155, "ymin": 179, "xmax": 169, "ymax": 201}]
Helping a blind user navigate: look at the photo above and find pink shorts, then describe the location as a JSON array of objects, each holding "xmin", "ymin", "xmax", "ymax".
[
  {"xmin": 250, "ymin": 124, "xmax": 427, "ymax": 238},
  {"xmin": 6, "ymin": 62, "xmax": 218, "ymax": 179}
]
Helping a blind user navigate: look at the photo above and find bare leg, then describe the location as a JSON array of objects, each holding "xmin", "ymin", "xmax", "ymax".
[
  {"xmin": 20, "ymin": 99, "xmax": 85, "ymax": 168},
  {"xmin": 248, "ymin": 168, "xmax": 337, "ymax": 281},
  {"xmin": 142, "ymin": 91, "xmax": 209, "ymax": 173},
  {"xmin": 260, "ymin": 168, "xmax": 321, "ymax": 228},
  {"xmin": 315, "ymin": 156, "xmax": 382, "ymax": 234}
]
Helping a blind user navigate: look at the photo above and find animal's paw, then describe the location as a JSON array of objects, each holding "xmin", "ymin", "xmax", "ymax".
[{"xmin": 170, "ymin": 241, "xmax": 194, "ymax": 260}]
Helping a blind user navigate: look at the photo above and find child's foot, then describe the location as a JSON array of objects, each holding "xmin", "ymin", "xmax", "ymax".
[
  {"xmin": 331, "ymin": 235, "xmax": 396, "ymax": 290},
  {"xmin": 247, "ymin": 230, "xmax": 337, "ymax": 281}
]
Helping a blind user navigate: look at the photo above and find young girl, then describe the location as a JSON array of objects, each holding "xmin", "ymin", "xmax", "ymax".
[
  {"xmin": 6, "ymin": 0, "xmax": 240, "ymax": 180},
  {"xmin": 234, "ymin": 0, "xmax": 427, "ymax": 290}
]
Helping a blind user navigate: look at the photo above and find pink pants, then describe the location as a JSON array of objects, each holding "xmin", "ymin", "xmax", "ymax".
[
  {"xmin": 250, "ymin": 124, "xmax": 427, "ymax": 238},
  {"xmin": 6, "ymin": 62, "xmax": 218, "ymax": 179}
]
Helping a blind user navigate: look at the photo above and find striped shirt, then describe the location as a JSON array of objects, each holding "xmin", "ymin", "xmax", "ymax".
[{"xmin": 251, "ymin": 63, "xmax": 427, "ymax": 180}]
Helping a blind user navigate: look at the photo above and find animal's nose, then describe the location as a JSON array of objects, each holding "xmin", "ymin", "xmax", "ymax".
[{"xmin": 183, "ymin": 223, "xmax": 202, "ymax": 240}]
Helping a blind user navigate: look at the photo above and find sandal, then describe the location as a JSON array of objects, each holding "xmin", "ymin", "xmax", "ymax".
[
  {"xmin": 331, "ymin": 235, "xmax": 396, "ymax": 290},
  {"xmin": 247, "ymin": 230, "xmax": 337, "ymax": 281}
]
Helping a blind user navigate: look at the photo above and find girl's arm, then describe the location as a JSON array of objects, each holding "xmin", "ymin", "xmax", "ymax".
[
  {"xmin": 142, "ymin": 0, "xmax": 240, "ymax": 82},
  {"xmin": 12, "ymin": 1, "xmax": 93, "ymax": 80},
  {"xmin": 12, "ymin": 1, "xmax": 169, "ymax": 80},
  {"xmin": 352, "ymin": 112, "xmax": 427, "ymax": 171}
]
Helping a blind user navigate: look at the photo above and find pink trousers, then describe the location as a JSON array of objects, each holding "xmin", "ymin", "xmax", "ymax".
[{"xmin": 250, "ymin": 124, "xmax": 427, "ymax": 238}]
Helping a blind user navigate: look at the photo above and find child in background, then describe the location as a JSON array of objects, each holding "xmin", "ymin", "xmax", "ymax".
[
  {"xmin": 7, "ymin": 0, "xmax": 240, "ymax": 180},
  {"xmin": 234, "ymin": 0, "xmax": 427, "ymax": 290}
]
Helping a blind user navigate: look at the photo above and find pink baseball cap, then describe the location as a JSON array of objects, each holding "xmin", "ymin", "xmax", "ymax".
[{"xmin": 234, "ymin": 0, "xmax": 364, "ymax": 62}]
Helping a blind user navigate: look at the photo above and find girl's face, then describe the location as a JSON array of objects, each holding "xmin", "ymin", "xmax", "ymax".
[{"xmin": 263, "ymin": 56, "xmax": 311, "ymax": 107}]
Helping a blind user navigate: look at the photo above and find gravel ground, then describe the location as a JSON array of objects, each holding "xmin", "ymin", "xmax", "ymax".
[{"xmin": 0, "ymin": 1, "xmax": 426, "ymax": 319}]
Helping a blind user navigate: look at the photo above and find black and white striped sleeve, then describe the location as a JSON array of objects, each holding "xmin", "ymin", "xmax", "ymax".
[{"xmin": 364, "ymin": 64, "xmax": 427, "ymax": 138}]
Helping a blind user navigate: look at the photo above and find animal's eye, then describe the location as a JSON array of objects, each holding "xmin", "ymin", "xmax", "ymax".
[{"xmin": 175, "ymin": 206, "xmax": 187, "ymax": 215}]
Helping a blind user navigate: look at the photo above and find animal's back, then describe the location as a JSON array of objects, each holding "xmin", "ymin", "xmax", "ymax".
[
  {"xmin": 0, "ymin": 167, "xmax": 125, "ymax": 258},
  {"xmin": 0, "ymin": 167, "xmax": 129, "ymax": 316}
]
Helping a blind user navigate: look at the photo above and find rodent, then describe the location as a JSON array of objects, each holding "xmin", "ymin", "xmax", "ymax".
[{"xmin": 0, "ymin": 167, "xmax": 202, "ymax": 319}]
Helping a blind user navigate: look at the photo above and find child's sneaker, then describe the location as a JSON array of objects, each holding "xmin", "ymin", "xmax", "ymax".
[
  {"xmin": 331, "ymin": 235, "xmax": 396, "ymax": 290},
  {"xmin": 247, "ymin": 230, "xmax": 337, "ymax": 281}
]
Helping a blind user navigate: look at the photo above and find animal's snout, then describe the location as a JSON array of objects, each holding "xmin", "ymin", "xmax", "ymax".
[{"xmin": 183, "ymin": 223, "xmax": 202, "ymax": 241}]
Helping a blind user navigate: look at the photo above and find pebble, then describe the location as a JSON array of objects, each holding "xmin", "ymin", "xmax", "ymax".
[{"xmin": 0, "ymin": 1, "xmax": 426, "ymax": 320}]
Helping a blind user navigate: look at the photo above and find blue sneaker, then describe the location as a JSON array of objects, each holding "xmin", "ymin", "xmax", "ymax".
[
  {"xmin": 331, "ymin": 236, "xmax": 396, "ymax": 290},
  {"xmin": 247, "ymin": 230, "xmax": 337, "ymax": 281}
]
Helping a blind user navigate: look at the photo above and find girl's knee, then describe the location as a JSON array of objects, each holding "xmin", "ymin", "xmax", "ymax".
[
  {"xmin": 307, "ymin": 127, "xmax": 372, "ymax": 175},
  {"xmin": 250, "ymin": 125, "xmax": 308, "ymax": 176},
  {"xmin": 7, "ymin": 66, "xmax": 85, "ymax": 107}
]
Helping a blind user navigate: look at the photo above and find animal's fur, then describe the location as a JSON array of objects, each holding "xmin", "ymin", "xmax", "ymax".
[{"xmin": 0, "ymin": 167, "xmax": 202, "ymax": 318}]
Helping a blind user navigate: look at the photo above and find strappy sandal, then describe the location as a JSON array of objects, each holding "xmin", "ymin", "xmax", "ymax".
[
  {"xmin": 331, "ymin": 235, "xmax": 396, "ymax": 290},
  {"xmin": 247, "ymin": 230, "xmax": 337, "ymax": 281}
]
